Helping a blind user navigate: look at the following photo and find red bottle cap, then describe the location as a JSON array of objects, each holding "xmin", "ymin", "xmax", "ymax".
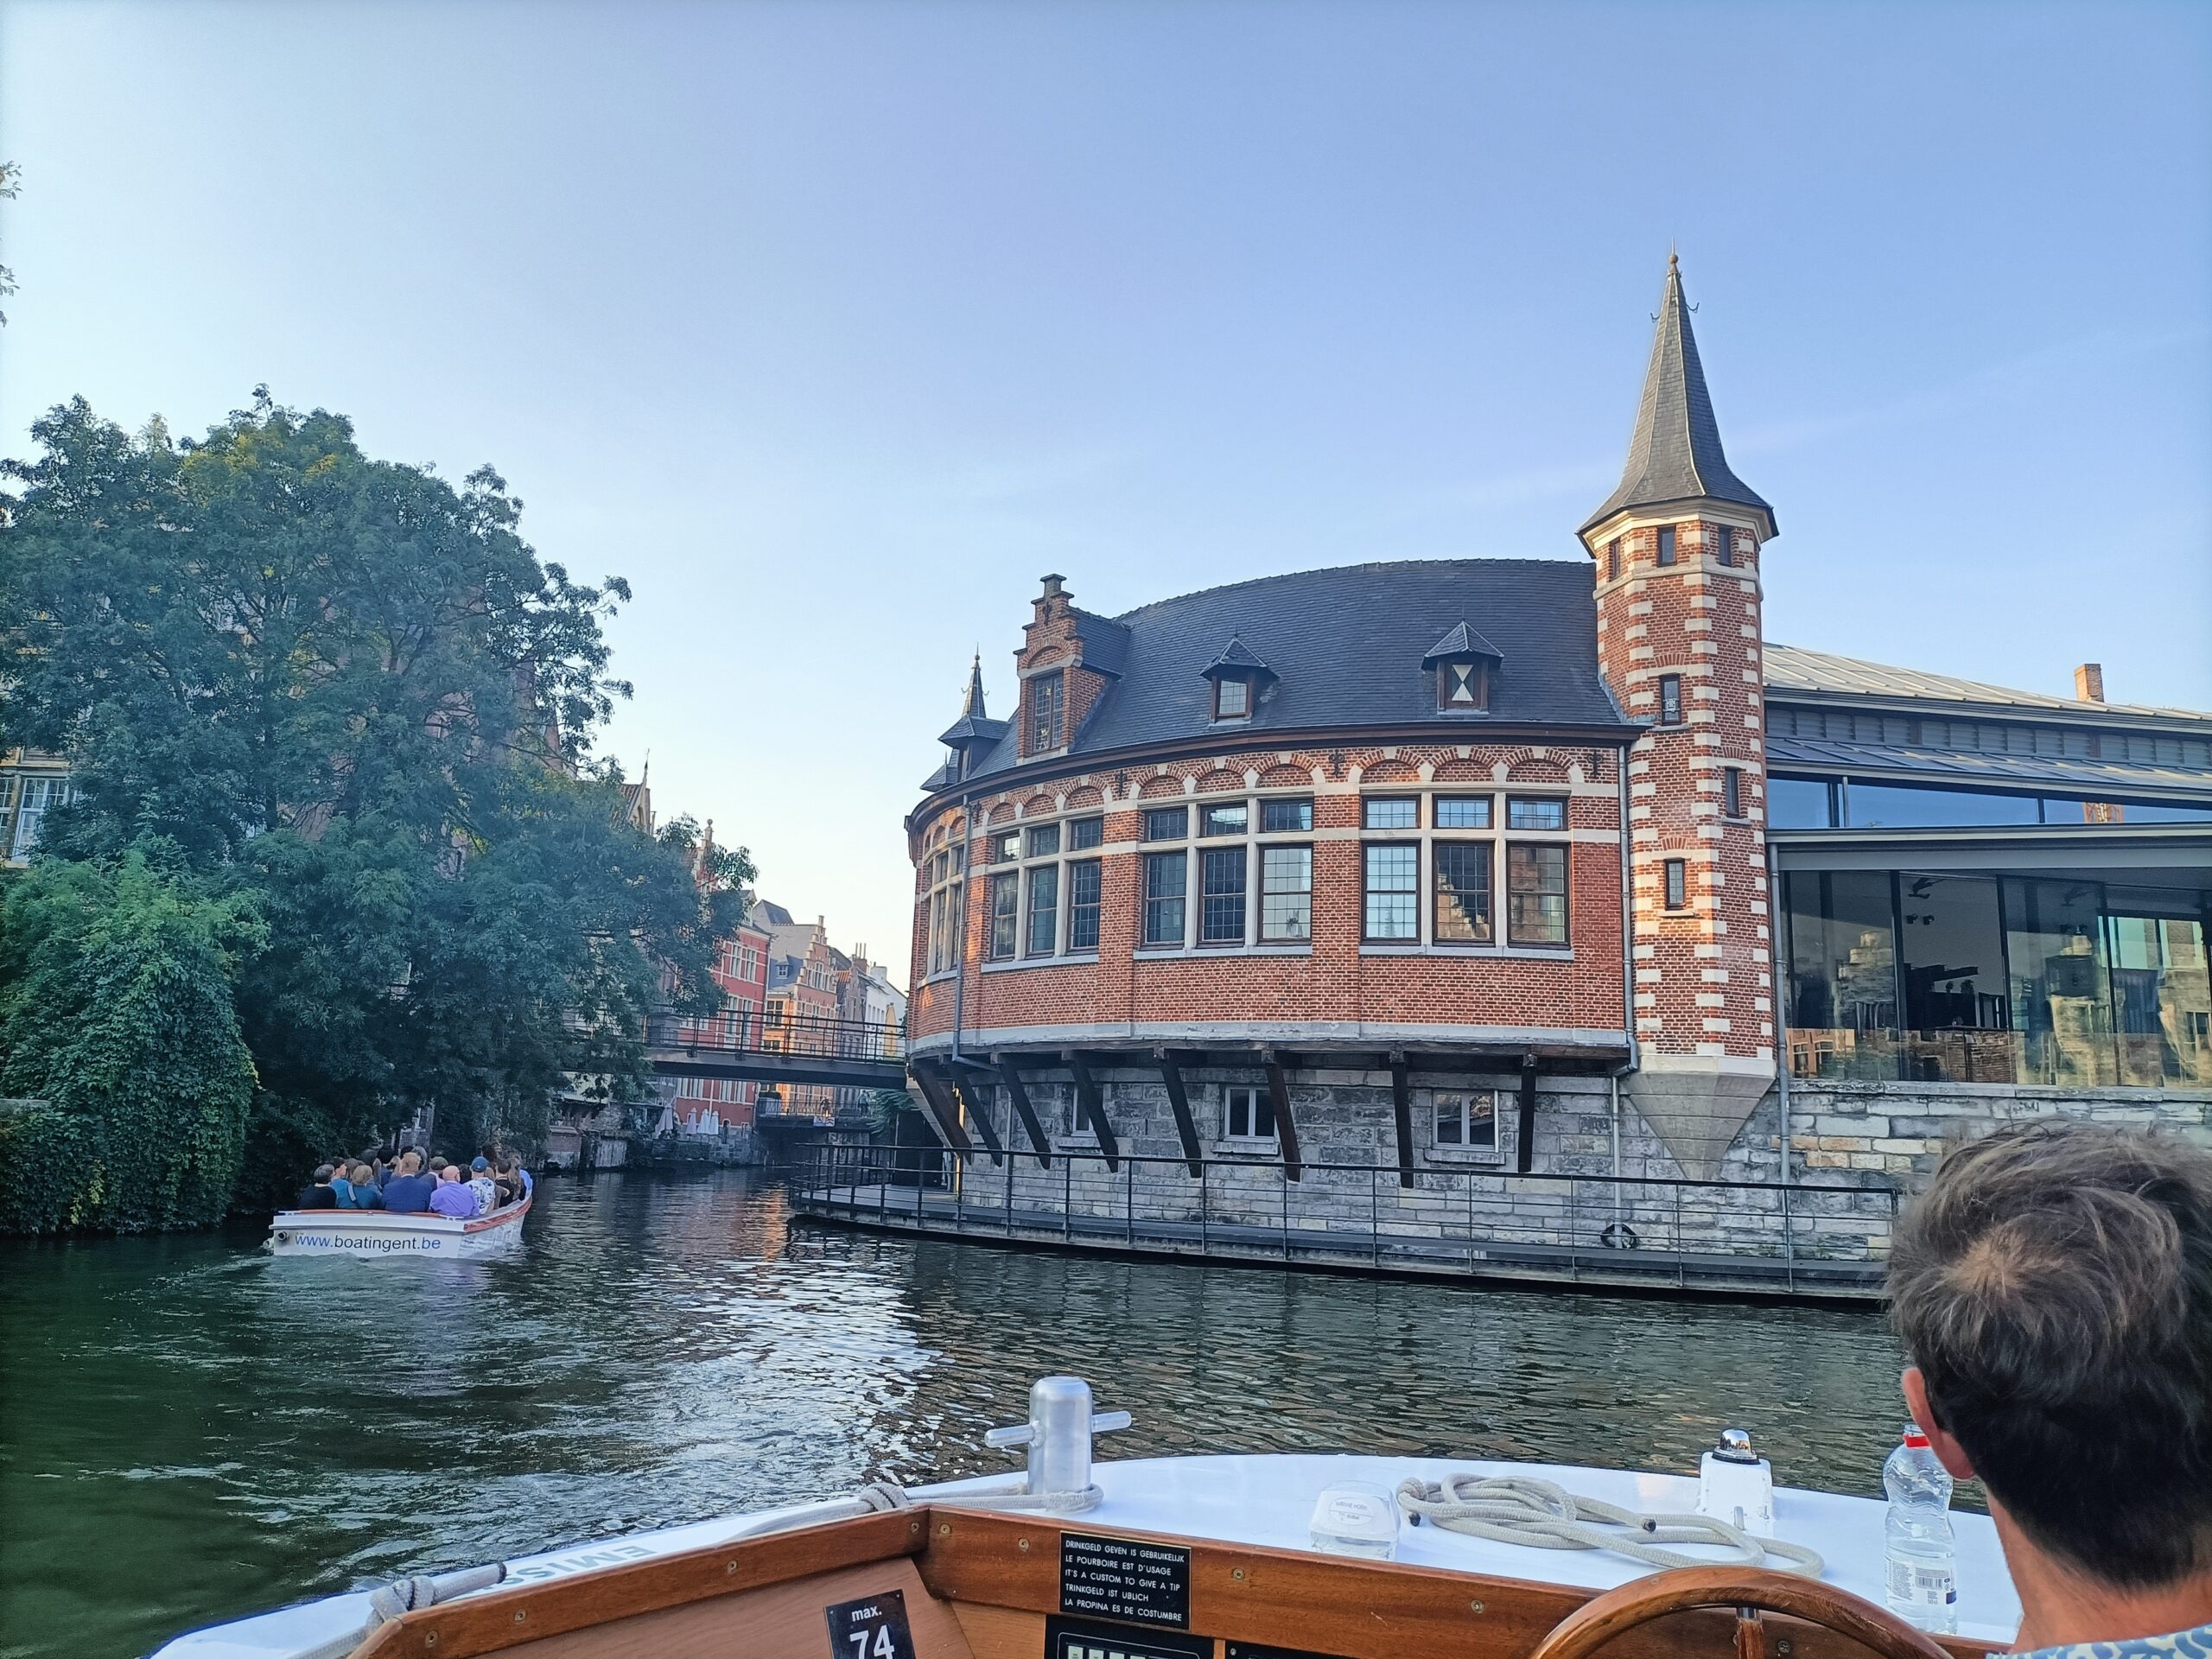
[{"xmin": 1903, "ymin": 1427, "xmax": 1932, "ymax": 1448}]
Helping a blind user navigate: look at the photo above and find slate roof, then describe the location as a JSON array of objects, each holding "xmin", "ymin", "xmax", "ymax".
[
  {"xmin": 1199, "ymin": 636, "xmax": 1274, "ymax": 679},
  {"xmin": 1764, "ymin": 645, "xmax": 2212, "ymax": 729},
  {"xmin": 935, "ymin": 559, "xmax": 1629, "ymax": 791},
  {"xmin": 1422, "ymin": 620, "xmax": 1506, "ymax": 666},
  {"xmin": 1581, "ymin": 257, "xmax": 1774, "ymax": 537}
]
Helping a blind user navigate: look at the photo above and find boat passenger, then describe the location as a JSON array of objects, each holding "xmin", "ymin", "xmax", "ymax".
[
  {"xmin": 380, "ymin": 1153, "xmax": 437, "ymax": 1214},
  {"xmin": 467, "ymin": 1157, "xmax": 499, "ymax": 1215},
  {"xmin": 294, "ymin": 1165, "xmax": 340, "ymax": 1210},
  {"xmin": 1889, "ymin": 1121, "xmax": 2212, "ymax": 1659},
  {"xmin": 426, "ymin": 1165, "xmax": 478, "ymax": 1218},
  {"xmin": 327, "ymin": 1165, "xmax": 356, "ymax": 1207},
  {"xmin": 346, "ymin": 1163, "xmax": 385, "ymax": 1208}
]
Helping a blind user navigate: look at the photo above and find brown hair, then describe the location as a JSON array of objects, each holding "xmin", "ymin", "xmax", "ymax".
[{"xmin": 1889, "ymin": 1120, "xmax": 2212, "ymax": 1588}]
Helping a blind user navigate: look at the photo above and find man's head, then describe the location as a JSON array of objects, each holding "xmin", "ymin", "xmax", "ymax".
[
  {"xmin": 438, "ymin": 1165, "xmax": 461, "ymax": 1183},
  {"xmin": 398, "ymin": 1151, "xmax": 423, "ymax": 1175},
  {"xmin": 1891, "ymin": 1120, "xmax": 2212, "ymax": 1592},
  {"xmin": 312, "ymin": 1163, "xmax": 335, "ymax": 1185},
  {"xmin": 471, "ymin": 1156, "xmax": 490, "ymax": 1174}
]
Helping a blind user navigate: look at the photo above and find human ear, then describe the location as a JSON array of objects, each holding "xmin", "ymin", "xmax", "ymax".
[{"xmin": 1902, "ymin": 1366, "xmax": 1977, "ymax": 1482}]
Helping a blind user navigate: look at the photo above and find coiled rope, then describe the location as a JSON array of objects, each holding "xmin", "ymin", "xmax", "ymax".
[{"xmin": 1395, "ymin": 1474, "xmax": 1825, "ymax": 1576}]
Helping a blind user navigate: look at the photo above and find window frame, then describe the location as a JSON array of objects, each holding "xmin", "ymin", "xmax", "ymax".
[
  {"xmin": 1024, "ymin": 862, "xmax": 1060, "ymax": 957},
  {"xmin": 1357, "ymin": 788, "xmax": 1573, "ymax": 954},
  {"xmin": 1212, "ymin": 674, "xmax": 1251, "ymax": 721},
  {"xmin": 1656, "ymin": 525, "xmax": 1677, "ymax": 567},
  {"xmin": 1067, "ymin": 857, "xmax": 1103, "ymax": 952},
  {"xmin": 1363, "ymin": 841, "xmax": 1421, "ymax": 943},
  {"xmin": 1432, "ymin": 838, "xmax": 1494, "ymax": 945},
  {"xmin": 1505, "ymin": 841, "xmax": 1571, "ymax": 949},
  {"xmin": 1259, "ymin": 842, "xmax": 1313, "ymax": 943},
  {"xmin": 1714, "ymin": 525, "xmax": 1733, "ymax": 567},
  {"xmin": 1723, "ymin": 766, "xmax": 1744, "ymax": 819},
  {"xmin": 1222, "ymin": 1083, "xmax": 1277, "ymax": 1146},
  {"xmin": 1198, "ymin": 844, "xmax": 1249, "ymax": 945},
  {"xmin": 1429, "ymin": 1090, "xmax": 1502, "ymax": 1160},
  {"xmin": 1026, "ymin": 669, "xmax": 1065, "ymax": 755},
  {"xmin": 1141, "ymin": 849, "xmax": 1189, "ymax": 948},
  {"xmin": 1664, "ymin": 858, "xmax": 1688, "ymax": 912},
  {"xmin": 1436, "ymin": 658, "xmax": 1489, "ymax": 712},
  {"xmin": 1657, "ymin": 674, "xmax": 1683, "ymax": 727},
  {"xmin": 986, "ymin": 871, "xmax": 1020, "ymax": 961}
]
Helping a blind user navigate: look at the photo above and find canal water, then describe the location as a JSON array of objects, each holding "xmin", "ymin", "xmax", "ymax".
[{"xmin": 1, "ymin": 1171, "xmax": 1933, "ymax": 1659}]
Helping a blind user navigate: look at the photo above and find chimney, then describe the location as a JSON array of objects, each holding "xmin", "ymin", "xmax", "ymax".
[
  {"xmin": 1039, "ymin": 573, "xmax": 1065, "ymax": 598},
  {"xmin": 2074, "ymin": 663, "xmax": 2106, "ymax": 703}
]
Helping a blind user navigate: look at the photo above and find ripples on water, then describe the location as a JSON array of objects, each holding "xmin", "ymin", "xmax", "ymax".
[{"xmin": 0, "ymin": 1171, "xmax": 1924, "ymax": 1659}]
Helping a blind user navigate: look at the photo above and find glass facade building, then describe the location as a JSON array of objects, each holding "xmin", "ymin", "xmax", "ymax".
[{"xmin": 1783, "ymin": 871, "xmax": 2211, "ymax": 1090}]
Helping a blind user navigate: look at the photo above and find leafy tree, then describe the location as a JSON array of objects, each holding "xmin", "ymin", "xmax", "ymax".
[
  {"xmin": 0, "ymin": 854, "xmax": 264, "ymax": 1231},
  {"xmin": 0, "ymin": 395, "xmax": 742, "ymax": 1224}
]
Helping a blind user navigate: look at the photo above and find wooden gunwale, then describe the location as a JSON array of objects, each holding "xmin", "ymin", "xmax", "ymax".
[{"xmin": 349, "ymin": 1504, "xmax": 2004, "ymax": 1659}]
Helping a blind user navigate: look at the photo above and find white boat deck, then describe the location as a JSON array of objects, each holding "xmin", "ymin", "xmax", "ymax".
[{"xmin": 151, "ymin": 1452, "xmax": 2021, "ymax": 1658}]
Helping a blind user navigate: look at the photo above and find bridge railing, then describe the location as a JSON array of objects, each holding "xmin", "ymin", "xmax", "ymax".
[
  {"xmin": 645, "ymin": 1005, "xmax": 905, "ymax": 1065},
  {"xmin": 783, "ymin": 1141, "xmax": 1901, "ymax": 1293}
]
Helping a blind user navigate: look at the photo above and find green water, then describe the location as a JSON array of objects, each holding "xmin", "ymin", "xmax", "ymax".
[{"xmin": 0, "ymin": 1171, "xmax": 1919, "ymax": 1659}]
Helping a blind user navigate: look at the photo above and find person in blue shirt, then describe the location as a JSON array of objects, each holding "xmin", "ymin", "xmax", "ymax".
[
  {"xmin": 345, "ymin": 1163, "xmax": 384, "ymax": 1208},
  {"xmin": 379, "ymin": 1152, "xmax": 436, "ymax": 1214},
  {"xmin": 1890, "ymin": 1122, "xmax": 2212, "ymax": 1659}
]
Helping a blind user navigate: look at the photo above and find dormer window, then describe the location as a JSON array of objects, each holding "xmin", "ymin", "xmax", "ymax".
[
  {"xmin": 1198, "ymin": 635, "xmax": 1273, "ymax": 726},
  {"xmin": 1421, "ymin": 621, "xmax": 1503, "ymax": 716},
  {"xmin": 1027, "ymin": 670, "xmax": 1065, "ymax": 754},
  {"xmin": 1437, "ymin": 658, "xmax": 1488, "ymax": 711}
]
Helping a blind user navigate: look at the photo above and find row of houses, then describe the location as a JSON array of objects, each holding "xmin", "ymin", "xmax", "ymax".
[{"xmin": 551, "ymin": 775, "xmax": 905, "ymax": 1170}]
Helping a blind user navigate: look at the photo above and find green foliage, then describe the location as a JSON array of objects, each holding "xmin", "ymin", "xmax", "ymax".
[
  {"xmin": 0, "ymin": 855, "xmax": 264, "ymax": 1232},
  {"xmin": 0, "ymin": 395, "xmax": 743, "ymax": 1230},
  {"xmin": 866, "ymin": 1088, "xmax": 921, "ymax": 1138}
]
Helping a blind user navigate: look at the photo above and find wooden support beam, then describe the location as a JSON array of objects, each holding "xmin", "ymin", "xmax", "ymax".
[
  {"xmin": 1065, "ymin": 1051, "xmax": 1119, "ymax": 1170},
  {"xmin": 1262, "ymin": 1050, "xmax": 1302, "ymax": 1180},
  {"xmin": 908, "ymin": 1063, "xmax": 972, "ymax": 1155},
  {"xmin": 1389, "ymin": 1052, "xmax": 1416, "ymax": 1189},
  {"xmin": 1516, "ymin": 1053, "xmax": 1539, "ymax": 1174},
  {"xmin": 946, "ymin": 1069, "xmax": 1005, "ymax": 1166},
  {"xmin": 1154, "ymin": 1048, "xmax": 1203, "ymax": 1175},
  {"xmin": 991, "ymin": 1056, "xmax": 1052, "ymax": 1169}
]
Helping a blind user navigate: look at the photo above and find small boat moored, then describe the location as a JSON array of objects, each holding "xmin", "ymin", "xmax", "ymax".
[{"xmin": 265, "ymin": 1192, "xmax": 531, "ymax": 1259}]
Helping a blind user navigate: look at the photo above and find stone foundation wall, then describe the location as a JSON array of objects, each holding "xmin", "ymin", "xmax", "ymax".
[{"xmin": 909, "ymin": 1062, "xmax": 2212, "ymax": 1268}]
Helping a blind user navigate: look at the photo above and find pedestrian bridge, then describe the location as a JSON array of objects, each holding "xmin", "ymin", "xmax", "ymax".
[{"xmin": 644, "ymin": 1007, "xmax": 906, "ymax": 1092}]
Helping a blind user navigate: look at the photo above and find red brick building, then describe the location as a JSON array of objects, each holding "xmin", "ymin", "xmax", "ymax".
[{"xmin": 903, "ymin": 258, "xmax": 2211, "ymax": 1185}]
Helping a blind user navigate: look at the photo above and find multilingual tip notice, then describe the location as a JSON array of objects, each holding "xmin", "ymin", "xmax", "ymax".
[{"xmin": 1058, "ymin": 1533, "xmax": 1192, "ymax": 1629}]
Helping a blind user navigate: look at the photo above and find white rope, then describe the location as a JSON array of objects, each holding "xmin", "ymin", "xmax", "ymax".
[{"xmin": 1396, "ymin": 1474, "xmax": 1825, "ymax": 1577}]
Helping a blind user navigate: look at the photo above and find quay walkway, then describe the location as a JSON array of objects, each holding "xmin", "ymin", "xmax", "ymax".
[{"xmin": 785, "ymin": 1147, "xmax": 1899, "ymax": 1302}]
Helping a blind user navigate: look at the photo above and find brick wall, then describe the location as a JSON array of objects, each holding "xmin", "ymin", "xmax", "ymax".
[{"xmin": 906, "ymin": 739, "xmax": 1629, "ymax": 1051}]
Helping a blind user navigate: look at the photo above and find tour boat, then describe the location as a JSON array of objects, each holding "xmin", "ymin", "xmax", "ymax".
[
  {"xmin": 264, "ymin": 1192, "xmax": 532, "ymax": 1259},
  {"xmin": 152, "ymin": 1376, "xmax": 2019, "ymax": 1659}
]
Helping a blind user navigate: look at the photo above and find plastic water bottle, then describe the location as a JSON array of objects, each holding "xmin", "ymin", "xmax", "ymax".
[{"xmin": 1883, "ymin": 1424, "xmax": 1958, "ymax": 1633}]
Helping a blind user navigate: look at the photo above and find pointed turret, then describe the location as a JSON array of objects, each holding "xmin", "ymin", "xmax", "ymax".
[
  {"xmin": 1580, "ymin": 254, "xmax": 1774, "ymax": 542},
  {"xmin": 937, "ymin": 653, "xmax": 1008, "ymax": 782}
]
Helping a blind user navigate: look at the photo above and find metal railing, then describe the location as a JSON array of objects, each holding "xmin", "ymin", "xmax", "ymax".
[
  {"xmin": 784, "ymin": 1143, "xmax": 1901, "ymax": 1294},
  {"xmin": 645, "ymin": 1006, "xmax": 904, "ymax": 1065}
]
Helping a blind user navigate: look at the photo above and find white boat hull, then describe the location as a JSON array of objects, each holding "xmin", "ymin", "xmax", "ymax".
[
  {"xmin": 149, "ymin": 1451, "xmax": 2024, "ymax": 1658},
  {"xmin": 265, "ymin": 1192, "xmax": 531, "ymax": 1258}
]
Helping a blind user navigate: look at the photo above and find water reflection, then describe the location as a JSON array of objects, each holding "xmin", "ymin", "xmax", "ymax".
[{"xmin": 0, "ymin": 1171, "xmax": 1918, "ymax": 1659}]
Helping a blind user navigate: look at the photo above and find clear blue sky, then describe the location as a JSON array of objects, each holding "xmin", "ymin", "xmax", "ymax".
[{"xmin": 3, "ymin": 1, "xmax": 2208, "ymax": 981}]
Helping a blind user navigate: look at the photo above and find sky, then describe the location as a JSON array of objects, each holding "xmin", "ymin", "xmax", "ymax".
[{"xmin": 3, "ymin": 1, "xmax": 2208, "ymax": 984}]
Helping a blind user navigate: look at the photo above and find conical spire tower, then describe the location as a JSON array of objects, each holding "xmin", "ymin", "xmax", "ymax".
[{"xmin": 1580, "ymin": 254, "xmax": 1773, "ymax": 540}]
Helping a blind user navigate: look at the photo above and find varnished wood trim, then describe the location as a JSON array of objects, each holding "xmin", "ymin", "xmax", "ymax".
[
  {"xmin": 913, "ymin": 1510, "xmax": 1999, "ymax": 1659},
  {"xmin": 353, "ymin": 1507, "xmax": 925, "ymax": 1659},
  {"xmin": 1528, "ymin": 1567, "xmax": 1952, "ymax": 1659}
]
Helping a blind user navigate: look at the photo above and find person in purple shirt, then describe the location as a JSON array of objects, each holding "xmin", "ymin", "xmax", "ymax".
[
  {"xmin": 426, "ymin": 1166, "xmax": 479, "ymax": 1217},
  {"xmin": 379, "ymin": 1152, "xmax": 436, "ymax": 1214}
]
